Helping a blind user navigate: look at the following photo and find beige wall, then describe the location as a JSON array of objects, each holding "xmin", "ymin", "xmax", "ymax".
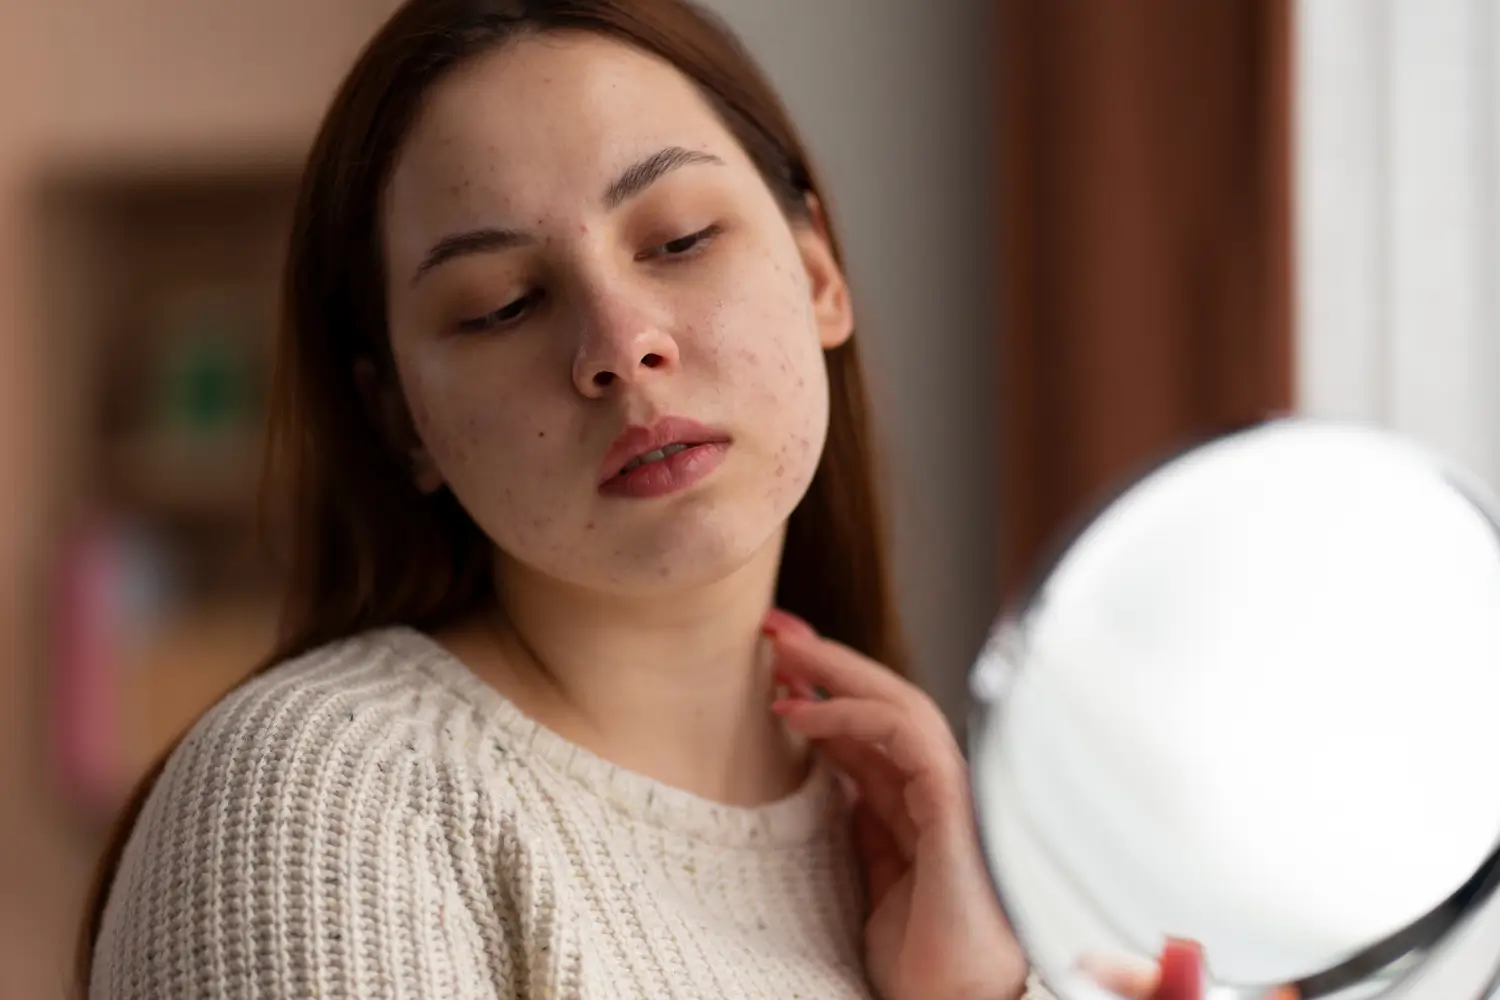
[{"xmin": 0, "ymin": 4, "xmax": 997, "ymax": 995}]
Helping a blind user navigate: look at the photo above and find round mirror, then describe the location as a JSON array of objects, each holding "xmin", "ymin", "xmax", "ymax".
[{"xmin": 969, "ymin": 419, "xmax": 1500, "ymax": 1000}]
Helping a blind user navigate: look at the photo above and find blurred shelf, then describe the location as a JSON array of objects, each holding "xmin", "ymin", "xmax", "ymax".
[
  {"xmin": 35, "ymin": 166, "xmax": 299, "ymax": 819},
  {"xmin": 107, "ymin": 430, "xmax": 263, "ymax": 521},
  {"xmin": 121, "ymin": 599, "xmax": 279, "ymax": 781}
]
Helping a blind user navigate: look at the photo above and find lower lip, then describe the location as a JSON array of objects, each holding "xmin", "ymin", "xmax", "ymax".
[{"xmin": 599, "ymin": 442, "xmax": 730, "ymax": 499}]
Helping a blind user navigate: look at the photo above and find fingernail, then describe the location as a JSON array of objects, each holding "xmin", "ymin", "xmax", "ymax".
[
  {"xmin": 1156, "ymin": 938, "xmax": 1206, "ymax": 999},
  {"xmin": 763, "ymin": 608, "xmax": 817, "ymax": 639}
]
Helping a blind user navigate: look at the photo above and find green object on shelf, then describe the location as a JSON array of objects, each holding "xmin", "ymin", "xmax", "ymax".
[{"xmin": 154, "ymin": 306, "xmax": 260, "ymax": 442}]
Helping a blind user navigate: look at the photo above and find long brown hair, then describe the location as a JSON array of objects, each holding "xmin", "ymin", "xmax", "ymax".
[{"xmin": 78, "ymin": 0, "xmax": 906, "ymax": 989}]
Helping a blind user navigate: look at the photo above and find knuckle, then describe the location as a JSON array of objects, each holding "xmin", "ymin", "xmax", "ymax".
[{"xmin": 907, "ymin": 692, "xmax": 954, "ymax": 740}]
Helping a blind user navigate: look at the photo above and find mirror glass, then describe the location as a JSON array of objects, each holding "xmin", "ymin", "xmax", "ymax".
[{"xmin": 969, "ymin": 420, "xmax": 1500, "ymax": 1000}]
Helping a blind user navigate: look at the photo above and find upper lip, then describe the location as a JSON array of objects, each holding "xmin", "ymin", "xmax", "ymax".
[{"xmin": 598, "ymin": 416, "xmax": 731, "ymax": 484}]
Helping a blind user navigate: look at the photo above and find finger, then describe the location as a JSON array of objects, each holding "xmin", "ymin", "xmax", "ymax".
[
  {"xmin": 773, "ymin": 669, "xmax": 827, "ymax": 703},
  {"xmin": 1076, "ymin": 954, "xmax": 1159, "ymax": 999},
  {"xmin": 765, "ymin": 612, "xmax": 959, "ymax": 762},
  {"xmin": 764, "ymin": 607, "xmax": 819, "ymax": 640},
  {"xmin": 764, "ymin": 611, "xmax": 914, "ymax": 705},
  {"xmin": 1150, "ymin": 938, "xmax": 1204, "ymax": 1000},
  {"xmin": 816, "ymin": 737, "xmax": 917, "ymax": 853},
  {"xmin": 851, "ymin": 799, "xmax": 905, "ymax": 908},
  {"xmin": 775, "ymin": 696, "xmax": 931, "ymax": 774},
  {"xmin": 773, "ymin": 697, "xmax": 967, "ymax": 829},
  {"xmin": 770, "ymin": 635, "xmax": 959, "ymax": 761}
]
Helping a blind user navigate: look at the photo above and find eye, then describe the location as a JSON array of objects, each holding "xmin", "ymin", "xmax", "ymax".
[
  {"xmin": 455, "ymin": 289, "xmax": 544, "ymax": 333},
  {"xmin": 641, "ymin": 224, "xmax": 723, "ymax": 261}
]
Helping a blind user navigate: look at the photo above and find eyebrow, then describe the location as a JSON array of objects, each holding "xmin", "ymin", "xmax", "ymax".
[
  {"xmin": 411, "ymin": 145, "xmax": 725, "ymax": 284},
  {"xmin": 602, "ymin": 145, "xmax": 724, "ymax": 211},
  {"xmin": 412, "ymin": 228, "xmax": 535, "ymax": 284}
]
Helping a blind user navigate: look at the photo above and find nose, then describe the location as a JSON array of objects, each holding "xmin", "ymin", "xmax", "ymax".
[{"xmin": 570, "ymin": 295, "xmax": 681, "ymax": 398}]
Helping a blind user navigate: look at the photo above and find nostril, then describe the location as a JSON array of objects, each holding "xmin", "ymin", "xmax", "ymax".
[
  {"xmin": 641, "ymin": 353, "xmax": 664, "ymax": 369},
  {"xmin": 593, "ymin": 371, "xmax": 616, "ymax": 388}
]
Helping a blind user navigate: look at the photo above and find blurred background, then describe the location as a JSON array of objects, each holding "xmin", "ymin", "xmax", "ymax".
[{"xmin": 0, "ymin": 0, "xmax": 1495, "ymax": 996}]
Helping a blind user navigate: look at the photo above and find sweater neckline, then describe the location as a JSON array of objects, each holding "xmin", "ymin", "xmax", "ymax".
[{"xmin": 380, "ymin": 625, "xmax": 845, "ymax": 849}]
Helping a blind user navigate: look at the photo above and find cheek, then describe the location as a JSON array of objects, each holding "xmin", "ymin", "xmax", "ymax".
[
  {"xmin": 769, "ymin": 424, "xmax": 819, "ymax": 484},
  {"xmin": 407, "ymin": 370, "xmax": 588, "ymax": 556},
  {"xmin": 709, "ymin": 286, "xmax": 830, "ymax": 501},
  {"xmin": 407, "ymin": 382, "xmax": 489, "ymax": 470},
  {"xmin": 401, "ymin": 354, "xmax": 553, "ymax": 486},
  {"xmin": 706, "ymin": 257, "xmax": 829, "ymax": 467},
  {"xmin": 703, "ymin": 253, "xmax": 822, "ymax": 394}
]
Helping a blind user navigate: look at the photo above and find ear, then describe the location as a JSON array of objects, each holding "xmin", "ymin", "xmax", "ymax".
[
  {"xmin": 792, "ymin": 193, "xmax": 855, "ymax": 350},
  {"xmin": 354, "ymin": 356, "xmax": 445, "ymax": 494}
]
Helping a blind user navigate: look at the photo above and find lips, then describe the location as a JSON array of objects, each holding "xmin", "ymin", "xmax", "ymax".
[{"xmin": 598, "ymin": 416, "xmax": 732, "ymax": 485}]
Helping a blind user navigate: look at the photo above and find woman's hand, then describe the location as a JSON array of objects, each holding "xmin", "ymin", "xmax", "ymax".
[
  {"xmin": 1080, "ymin": 940, "xmax": 1300, "ymax": 1000},
  {"xmin": 761, "ymin": 612, "xmax": 1300, "ymax": 1000},
  {"xmin": 1081, "ymin": 939, "xmax": 1209, "ymax": 1000},
  {"xmin": 762, "ymin": 609, "xmax": 1030, "ymax": 1000}
]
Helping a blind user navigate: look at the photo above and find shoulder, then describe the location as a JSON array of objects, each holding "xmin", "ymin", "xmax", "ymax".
[
  {"xmin": 91, "ymin": 627, "xmax": 525, "ymax": 999},
  {"xmin": 145, "ymin": 625, "xmax": 516, "ymax": 826},
  {"xmin": 132, "ymin": 625, "xmax": 525, "ymax": 849}
]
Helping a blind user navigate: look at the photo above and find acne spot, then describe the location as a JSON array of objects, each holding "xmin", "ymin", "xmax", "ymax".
[
  {"xmin": 775, "ymin": 464, "xmax": 785, "ymax": 479},
  {"xmin": 585, "ymin": 521, "xmax": 596, "ymax": 532},
  {"xmin": 537, "ymin": 431, "xmax": 546, "ymax": 439}
]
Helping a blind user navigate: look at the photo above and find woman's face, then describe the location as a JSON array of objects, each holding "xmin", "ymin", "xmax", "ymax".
[{"xmin": 381, "ymin": 32, "xmax": 853, "ymax": 595}]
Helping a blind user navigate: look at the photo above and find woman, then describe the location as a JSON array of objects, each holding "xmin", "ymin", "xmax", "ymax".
[{"xmin": 81, "ymin": 2, "xmax": 1113, "ymax": 997}]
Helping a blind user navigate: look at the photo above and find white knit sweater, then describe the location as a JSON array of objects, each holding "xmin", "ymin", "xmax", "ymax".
[{"xmin": 92, "ymin": 626, "xmax": 1050, "ymax": 1000}]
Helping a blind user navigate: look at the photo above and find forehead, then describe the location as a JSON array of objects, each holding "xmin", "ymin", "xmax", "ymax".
[{"xmin": 387, "ymin": 32, "xmax": 748, "ymax": 228}]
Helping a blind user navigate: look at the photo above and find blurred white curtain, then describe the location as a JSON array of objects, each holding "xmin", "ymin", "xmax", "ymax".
[{"xmin": 1296, "ymin": 0, "xmax": 1500, "ymax": 494}]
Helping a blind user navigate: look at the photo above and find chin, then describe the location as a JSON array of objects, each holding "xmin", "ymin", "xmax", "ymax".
[{"xmin": 606, "ymin": 509, "xmax": 783, "ymax": 594}]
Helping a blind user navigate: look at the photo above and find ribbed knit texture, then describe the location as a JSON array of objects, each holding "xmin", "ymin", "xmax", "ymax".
[{"xmin": 92, "ymin": 626, "xmax": 1051, "ymax": 999}]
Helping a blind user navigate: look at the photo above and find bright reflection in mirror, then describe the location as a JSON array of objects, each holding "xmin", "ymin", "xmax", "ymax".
[{"xmin": 970, "ymin": 421, "xmax": 1500, "ymax": 1000}]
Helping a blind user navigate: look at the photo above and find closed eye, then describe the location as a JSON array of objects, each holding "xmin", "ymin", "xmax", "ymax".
[
  {"xmin": 456, "ymin": 289, "xmax": 544, "ymax": 333},
  {"xmin": 452, "ymin": 225, "xmax": 720, "ymax": 333},
  {"xmin": 640, "ymin": 224, "xmax": 723, "ymax": 261}
]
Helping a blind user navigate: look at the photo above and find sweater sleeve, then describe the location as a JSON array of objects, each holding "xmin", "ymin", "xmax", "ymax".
[{"xmin": 90, "ymin": 667, "xmax": 523, "ymax": 1000}]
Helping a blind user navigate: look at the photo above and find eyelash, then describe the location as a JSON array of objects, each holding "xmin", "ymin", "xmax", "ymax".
[{"xmin": 454, "ymin": 224, "xmax": 724, "ymax": 334}]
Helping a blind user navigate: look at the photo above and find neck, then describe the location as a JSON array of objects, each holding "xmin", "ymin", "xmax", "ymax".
[{"xmin": 446, "ymin": 531, "xmax": 807, "ymax": 808}]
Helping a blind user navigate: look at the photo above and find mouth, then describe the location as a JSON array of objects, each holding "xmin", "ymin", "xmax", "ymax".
[
  {"xmin": 598, "ymin": 416, "xmax": 732, "ymax": 486},
  {"xmin": 616, "ymin": 442, "xmax": 697, "ymax": 476}
]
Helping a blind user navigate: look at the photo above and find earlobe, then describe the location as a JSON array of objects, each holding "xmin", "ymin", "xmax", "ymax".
[
  {"xmin": 811, "ymin": 262, "xmax": 855, "ymax": 350},
  {"xmin": 797, "ymin": 194, "xmax": 856, "ymax": 350}
]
